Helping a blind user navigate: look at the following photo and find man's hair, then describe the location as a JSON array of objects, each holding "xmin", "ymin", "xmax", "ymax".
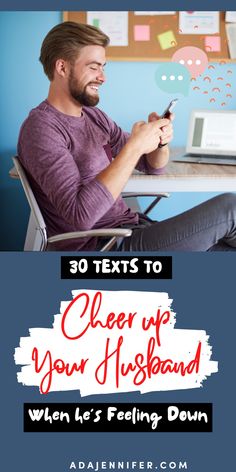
[{"xmin": 39, "ymin": 21, "xmax": 110, "ymax": 80}]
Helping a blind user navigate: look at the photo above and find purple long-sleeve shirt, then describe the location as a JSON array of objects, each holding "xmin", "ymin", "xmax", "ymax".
[{"xmin": 17, "ymin": 100, "xmax": 164, "ymax": 250}]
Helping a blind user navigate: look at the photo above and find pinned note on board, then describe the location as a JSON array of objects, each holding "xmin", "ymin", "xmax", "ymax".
[
  {"xmin": 157, "ymin": 30, "xmax": 177, "ymax": 50},
  {"xmin": 92, "ymin": 19, "xmax": 100, "ymax": 28},
  {"xmin": 204, "ymin": 36, "xmax": 221, "ymax": 52},
  {"xmin": 134, "ymin": 25, "xmax": 150, "ymax": 41}
]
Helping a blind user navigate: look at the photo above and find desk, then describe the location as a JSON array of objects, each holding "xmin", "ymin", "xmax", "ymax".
[
  {"xmin": 124, "ymin": 148, "xmax": 236, "ymax": 193},
  {"xmin": 10, "ymin": 148, "xmax": 236, "ymax": 249},
  {"xmin": 10, "ymin": 147, "xmax": 236, "ymax": 192}
]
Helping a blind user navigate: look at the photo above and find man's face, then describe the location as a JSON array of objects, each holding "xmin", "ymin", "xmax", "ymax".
[{"xmin": 68, "ymin": 45, "xmax": 106, "ymax": 107}]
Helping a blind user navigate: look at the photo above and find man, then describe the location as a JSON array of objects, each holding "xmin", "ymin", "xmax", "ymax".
[{"xmin": 18, "ymin": 21, "xmax": 236, "ymax": 251}]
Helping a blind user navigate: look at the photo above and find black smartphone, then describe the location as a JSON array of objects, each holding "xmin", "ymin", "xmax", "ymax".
[{"xmin": 161, "ymin": 98, "xmax": 178, "ymax": 118}]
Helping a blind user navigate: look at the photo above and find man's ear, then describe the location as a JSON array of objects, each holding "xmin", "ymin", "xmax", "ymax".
[{"xmin": 54, "ymin": 59, "xmax": 68, "ymax": 78}]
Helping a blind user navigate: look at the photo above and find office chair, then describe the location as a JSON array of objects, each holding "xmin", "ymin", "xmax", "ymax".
[{"xmin": 12, "ymin": 156, "xmax": 170, "ymax": 251}]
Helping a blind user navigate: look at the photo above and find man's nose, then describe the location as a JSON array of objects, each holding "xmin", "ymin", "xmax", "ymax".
[{"xmin": 97, "ymin": 70, "xmax": 106, "ymax": 83}]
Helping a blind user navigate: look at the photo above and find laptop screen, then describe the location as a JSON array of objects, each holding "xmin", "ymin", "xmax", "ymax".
[{"xmin": 188, "ymin": 110, "xmax": 236, "ymax": 155}]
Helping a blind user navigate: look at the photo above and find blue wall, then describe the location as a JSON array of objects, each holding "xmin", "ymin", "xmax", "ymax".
[
  {"xmin": 0, "ymin": 12, "xmax": 61, "ymax": 250},
  {"xmin": 1, "ymin": 11, "xmax": 235, "ymax": 250}
]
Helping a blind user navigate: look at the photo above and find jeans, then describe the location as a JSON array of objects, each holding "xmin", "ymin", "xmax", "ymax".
[{"xmin": 120, "ymin": 193, "xmax": 236, "ymax": 252}]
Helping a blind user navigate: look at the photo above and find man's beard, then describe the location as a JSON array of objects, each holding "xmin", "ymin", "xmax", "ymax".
[{"xmin": 68, "ymin": 71, "xmax": 99, "ymax": 107}]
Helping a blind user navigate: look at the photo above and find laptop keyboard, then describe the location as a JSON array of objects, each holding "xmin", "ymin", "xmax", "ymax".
[
  {"xmin": 187, "ymin": 153, "xmax": 236, "ymax": 160},
  {"xmin": 173, "ymin": 153, "xmax": 236, "ymax": 166}
]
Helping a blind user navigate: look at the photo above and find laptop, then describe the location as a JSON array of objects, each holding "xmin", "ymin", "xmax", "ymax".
[{"xmin": 173, "ymin": 109, "xmax": 236, "ymax": 165}]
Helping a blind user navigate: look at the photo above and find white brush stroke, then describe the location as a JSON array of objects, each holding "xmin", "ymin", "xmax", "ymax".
[{"xmin": 14, "ymin": 290, "xmax": 218, "ymax": 396}]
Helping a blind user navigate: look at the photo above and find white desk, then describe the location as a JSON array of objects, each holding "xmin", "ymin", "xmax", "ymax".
[
  {"xmin": 10, "ymin": 148, "xmax": 236, "ymax": 250},
  {"xmin": 10, "ymin": 147, "xmax": 236, "ymax": 193},
  {"xmin": 124, "ymin": 148, "xmax": 236, "ymax": 193}
]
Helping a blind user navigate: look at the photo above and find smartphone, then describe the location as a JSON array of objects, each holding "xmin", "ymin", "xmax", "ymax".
[{"xmin": 161, "ymin": 98, "xmax": 178, "ymax": 118}]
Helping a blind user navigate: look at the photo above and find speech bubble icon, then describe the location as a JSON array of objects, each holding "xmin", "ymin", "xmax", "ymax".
[
  {"xmin": 172, "ymin": 46, "xmax": 208, "ymax": 79},
  {"xmin": 155, "ymin": 62, "xmax": 191, "ymax": 96}
]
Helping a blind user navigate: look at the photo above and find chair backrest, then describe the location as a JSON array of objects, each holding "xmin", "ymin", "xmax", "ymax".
[{"xmin": 12, "ymin": 156, "xmax": 48, "ymax": 250}]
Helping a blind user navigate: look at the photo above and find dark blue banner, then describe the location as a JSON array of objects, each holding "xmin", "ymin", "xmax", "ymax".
[{"xmin": 1, "ymin": 1, "xmax": 236, "ymax": 10}]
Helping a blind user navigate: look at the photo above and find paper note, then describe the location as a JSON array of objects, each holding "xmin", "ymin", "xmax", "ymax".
[
  {"xmin": 226, "ymin": 23, "xmax": 236, "ymax": 59},
  {"xmin": 92, "ymin": 19, "xmax": 100, "ymax": 28},
  {"xmin": 179, "ymin": 11, "xmax": 219, "ymax": 35},
  {"xmin": 134, "ymin": 25, "xmax": 150, "ymax": 41},
  {"xmin": 204, "ymin": 36, "xmax": 221, "ymax": 52},
  {"xmin": 226, "ymin": 11, "xmax": 236, "ymax": 22},
  {"xmin": 87, "ymin": 12, "xmax": 128, "ymax": 46},
  {"xmin": 157, "ymin": 30, "xmax": 177, "ymax": 50}
]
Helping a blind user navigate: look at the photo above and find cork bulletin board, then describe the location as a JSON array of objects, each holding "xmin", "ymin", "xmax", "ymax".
[{"xmin": 63, "ymin": 11, "xmax": 232, "ymax": 62}]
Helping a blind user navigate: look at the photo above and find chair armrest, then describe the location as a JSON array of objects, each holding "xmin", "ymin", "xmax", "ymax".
[
  {"xmin": 122, "ymin": 192, "xmax": 170, "ymax": 216},
  {"xmin": 47, "ymin": 228, "xmax": 132, "ymax": 243},
  {"xmin": 122, "ymin": 192, "xmax": 170, "ymax": 198},
  {"xmin": 47, "ymin": 228, "xmax": 132, "ymax": 251}
]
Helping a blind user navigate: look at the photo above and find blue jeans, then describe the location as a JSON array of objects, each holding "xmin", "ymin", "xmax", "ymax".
[{"xmin": 120, "ymin": 193, "xmax": 236, "ymax": 251}]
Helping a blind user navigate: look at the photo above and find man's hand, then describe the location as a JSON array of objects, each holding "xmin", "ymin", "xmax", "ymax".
[
  {"xmin": 148, "ymin": 112, "xmax": 174, "ymax": 147},
  {"xmin": 143, "ymin": 112, "xmax": 174, "ymax": 169},
  {"xmin": 129, "ymin": 118, "xmax": 170, "ymax": 155},
  {"xmin": 97, "ymin": 113, "xmax": 173, "ymax": 200}
]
